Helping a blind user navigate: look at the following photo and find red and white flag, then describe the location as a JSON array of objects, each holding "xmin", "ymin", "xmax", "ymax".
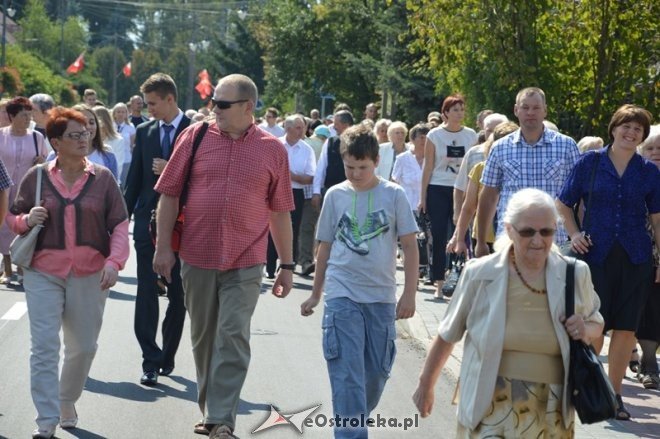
[
  {"xmin": 122, "ymin": 61, "xmax": 132, "ymax": 77},
  {"xmin": 66, "ymin": 52, "xmax": 85, "ymax": 75},
  {"xmin": 195, "ymin": 69, "xmax": 213, "ymax": 100}
]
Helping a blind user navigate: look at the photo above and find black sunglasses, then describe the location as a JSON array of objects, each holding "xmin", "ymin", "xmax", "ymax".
[
  {"xmin": 512, "ymin": 225, "xmax": 556, "ymax": 238},
  {"xmin": 211, "ymin": 98, "xmax": 248, "ymax": 110}
]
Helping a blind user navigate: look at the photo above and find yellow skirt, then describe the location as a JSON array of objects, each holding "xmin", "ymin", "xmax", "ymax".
[{"xmin": 457, "ymin": 377, "xmax": 573, "ymax": 438}]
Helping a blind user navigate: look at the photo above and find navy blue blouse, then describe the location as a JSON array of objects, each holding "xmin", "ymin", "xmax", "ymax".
[{"xmin": 558, "ymin": 146, "xmax": 660, "ymax": 266}]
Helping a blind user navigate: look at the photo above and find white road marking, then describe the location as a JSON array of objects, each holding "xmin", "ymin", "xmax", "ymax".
[{"xmin": 1, "ymin": 302, "xmax": 28, "ymax": 320}]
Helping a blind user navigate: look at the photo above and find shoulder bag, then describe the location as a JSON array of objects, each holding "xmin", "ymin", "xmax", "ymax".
[
  {"xmin": 565, "ymin": 257, "xmax": 616, "ymax": 424},
  {"xmin": 562, "ymin": 153, "xmax": 601, "ymax": 258},
  {"xmin": 10, "ymin": 165, "xmax": 44, "ymax": 268},
  {"xmin": 149, "ymin": 122, "xmax": 208, "ymax": 252}
]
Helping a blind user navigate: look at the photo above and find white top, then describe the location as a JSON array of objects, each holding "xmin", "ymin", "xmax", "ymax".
[
  {"xmin": 391, "ymin": 150, "xmax": 422, "ymax": 210},
  {"xmin": 105, "ymin": 136, "xmax": 128, "ymax": 170},
  {"xmin": 453, "ymin": 142, "xmax": 485, "ymax": 192},
  {"xmin": 312, "ymin": 138, "xmax": 331, "ymax": 195},
  {"xmin": 279, "ymin": 137, "xmax": 317, "ymax": 190},
  {"xmin": 259, "ymin": 122, "xmax": 285, "ymax": 138},
  {"xmin": 116, "ymin": 122, "xmax": 136, "ymax": 149},
  {"xmin": 427, "ymin": 126, "xmax": 477, "ymax": 187},
  {"xmin": 376, "ymin": 142, "xmax": 408, "ymax": 180}
]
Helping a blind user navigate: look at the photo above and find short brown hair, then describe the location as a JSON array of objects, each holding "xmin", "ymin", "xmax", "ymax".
[
  {"xmin": 83, "ymin": 89, "xmax": 97, "ymax": 97},
  {"xmin": 340, "ymin": 124, "xmax": 379, "ymax": 162},
  {"xmin": 441, "ymin": 94, "xmax": 465, "ymax": 115},
  {"xmin": 140, "ymin": 73, "xmax": 178, "ymax": 100},
  {"xmin": 46, "ymin": 107, "xmax": 87, "ymax": 143},
  {"xmin": 6, "ymin": 96, "xmax": 32, "ymax": 118},
  {"xmin": 608, "ymin": 104, "xmax": 653, "ymax": 142}
]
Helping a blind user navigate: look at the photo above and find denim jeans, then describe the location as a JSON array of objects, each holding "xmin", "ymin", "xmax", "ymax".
[{"xmin": 323, "ymin": 297, "xmax": 397, "ymax": 438}]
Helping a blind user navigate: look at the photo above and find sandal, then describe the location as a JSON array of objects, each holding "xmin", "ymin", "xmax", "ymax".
[
  {"xmin": 615, "ymin": 394, "xmax": 631, "ymax": 420},
  {"xmin": 629, "ymin": 348, "xmax": 640, "ymax": 374},
  {"xmin": 209, "ymin": 424, "xmax": 235, "ymax": 439},
  {"xmin": 193, "ymin": 420, "xmax": 211, "ymax": 436},
  {"xmin": 642, "ymin": 373, "xmax": 660, "ymax": 390}
]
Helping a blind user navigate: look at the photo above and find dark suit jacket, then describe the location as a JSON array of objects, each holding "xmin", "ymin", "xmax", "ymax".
[{"xmin": 123, "ymin": 115, "xmax": 191, "ymax": 242}]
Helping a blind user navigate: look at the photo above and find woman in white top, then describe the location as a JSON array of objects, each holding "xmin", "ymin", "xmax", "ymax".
[
  {"xmin": 377, "ymin": 121, "xmax": 408, "ymax": 180},
  {"xmin": 112, "ymin": 103, "xmax": 136, "ymax": 186},
  {"xmin": 373, "ymin": 118, "xmax": 391, "ymax": 145},
  {"xmin": 392, "ymin": 123, "xmax": 429, "ymax": 210},
  {"xmin": 420, "ymin": 94, "xmax": 477, "ymax": 298},
  {"xmin": 94, "ymin": 106, "xmax": 129, "ymax": 182}
]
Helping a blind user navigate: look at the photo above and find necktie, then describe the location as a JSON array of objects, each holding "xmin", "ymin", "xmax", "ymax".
[{"xmin": 162, "ymin": 124, "xmax": 174, "ymax": 159}]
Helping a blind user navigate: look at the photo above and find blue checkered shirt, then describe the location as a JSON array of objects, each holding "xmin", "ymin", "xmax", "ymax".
[
  {"xmin": 0, "ymin": 159, "xmax": 12, "ymax": 191},
  {"xmin": 481, "ymin": 128, "xmax": 579, "ymax": 243}
]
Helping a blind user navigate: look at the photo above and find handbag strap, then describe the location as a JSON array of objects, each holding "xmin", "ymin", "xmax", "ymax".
[
  {"xmin": 33, "ymin": 132, "xmax": 39, "ymax": 157},
  {"xmin": 179, "ymin": 122, "xmax": 209, "ymax": 208},
  {"xmin": 581, "ymin": 152, "xmax": 601, "ymax": 231},
  {"xmin": 565, "ymin": 257, "xmax": 576, "ymax": 318},
  {"xmin": 35, "ymin": 164, "xmax": 43, "ymax": 207}
]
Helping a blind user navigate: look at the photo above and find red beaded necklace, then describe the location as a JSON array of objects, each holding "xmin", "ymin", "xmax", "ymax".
[{"xmin": 510, "ymin": 249, "xmax": 547, "ymax": 295}]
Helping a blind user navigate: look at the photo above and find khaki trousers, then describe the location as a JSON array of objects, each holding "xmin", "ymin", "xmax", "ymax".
[
  {"xmin": 23, "ymin": 268, "xmax": 107, "ymax": 430},
  {"xmin": 181, "ymin": 261, "xmax": 262, "ymax": 429}
]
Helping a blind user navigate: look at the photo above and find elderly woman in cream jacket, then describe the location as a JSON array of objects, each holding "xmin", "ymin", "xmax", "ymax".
[{"xmin": 413, "ymin": 188, "xmax": 604, "ymax": 438}]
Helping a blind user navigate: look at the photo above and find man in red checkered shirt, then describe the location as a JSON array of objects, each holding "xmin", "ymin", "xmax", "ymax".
[{"xmin": 153, "ymin": 74, "xmax": 295, "ymax": 438}]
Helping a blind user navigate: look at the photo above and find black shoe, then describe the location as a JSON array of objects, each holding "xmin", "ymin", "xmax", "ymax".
[
  {"xmin": 300, "ymin": 263, "xmax": 315, "ymax": 276},
  {"xmin": 159, "ymin": 366, "xmax": 174, "ymax": 376},
  {"xmin": 140, "ymin": 371, "xmax": 158, "ymax": 386},
  {"xmin": 266, "ymin": 273, "xmax": 275, "ymax": 279}
]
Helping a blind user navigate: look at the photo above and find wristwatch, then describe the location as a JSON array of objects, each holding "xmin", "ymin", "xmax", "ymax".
[{"xmin": 278, "ymin": 263, "xmax": 296, "ymax": 271}]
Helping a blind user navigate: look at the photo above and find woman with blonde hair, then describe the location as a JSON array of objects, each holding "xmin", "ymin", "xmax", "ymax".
[{"xmin": 94, "ymin": 106, "xmax": 129, "ymax": 183}]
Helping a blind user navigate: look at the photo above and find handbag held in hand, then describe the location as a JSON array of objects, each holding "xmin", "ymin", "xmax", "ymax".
[
  {"xmin": 10, "ymin": 165, "xmax": 44, "ymax": 268},
  {"xmin": 565, "ymin": 257, "xmax": 616, "ymax": 424}
]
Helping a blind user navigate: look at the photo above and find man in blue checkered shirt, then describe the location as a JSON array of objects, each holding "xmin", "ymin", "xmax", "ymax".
[{"xmin": 474, "ymin": 87, "xmax": 579, "ymax": 257}]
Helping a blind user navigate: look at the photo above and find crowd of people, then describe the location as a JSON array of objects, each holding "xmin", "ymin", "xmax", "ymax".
[{"xmin": 0, "ymin": 77, "xmax": 658, "ymax": 439}]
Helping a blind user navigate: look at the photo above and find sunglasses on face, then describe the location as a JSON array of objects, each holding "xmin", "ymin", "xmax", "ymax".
[
  {"xmin": 63, "ymin": 131, "xmax": 91, "ymax": 140},
  {"xmin": 512, "ymin": 225, "xmax": 556, "ymax": 238},
  {"xmin": 211, "ymin": 98, "xmax": 248, "ymax": 110}
]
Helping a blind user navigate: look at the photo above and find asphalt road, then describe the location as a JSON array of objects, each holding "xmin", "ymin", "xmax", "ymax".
[{"xmin": 0, "ymin": 244, "xmax": 458, "ymax": 439}]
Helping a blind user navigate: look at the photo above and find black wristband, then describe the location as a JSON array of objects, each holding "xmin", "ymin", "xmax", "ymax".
[{"xmin": 278, "ymin": 263, "xmax": 296, "ymax": 271}]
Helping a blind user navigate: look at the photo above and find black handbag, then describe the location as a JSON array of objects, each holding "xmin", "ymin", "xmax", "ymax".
[
  {"xmin": 565, "ymin": 258, "xmax": 616, "ymax": 424},
  {"xmin": 441, "ymin": 254, "xmax": 464, "ymax": 298},
  {"xmin": 562, "ymin": 153, "xmax": 600, "ymax": 258}
]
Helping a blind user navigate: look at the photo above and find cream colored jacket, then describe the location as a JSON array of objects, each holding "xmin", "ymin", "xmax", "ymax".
[{"xmin": 438, "ymin": 245, "xmax": 604, "ymax": 431}]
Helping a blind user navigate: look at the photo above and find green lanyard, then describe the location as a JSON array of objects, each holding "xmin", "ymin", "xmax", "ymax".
[{"xmin": 351, "ymin": 190, "xmax": 373, "ymax": 242}]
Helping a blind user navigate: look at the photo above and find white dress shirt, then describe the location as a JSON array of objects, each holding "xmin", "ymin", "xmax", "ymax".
[{"xmin": 280, "ymin": 137, "xmax": 316, "ymax": 190}]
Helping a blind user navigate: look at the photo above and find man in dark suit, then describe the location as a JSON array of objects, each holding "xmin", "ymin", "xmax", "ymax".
[{"xmin": 124, "ymin": 73, "xmax": 190, "ymax": 386}]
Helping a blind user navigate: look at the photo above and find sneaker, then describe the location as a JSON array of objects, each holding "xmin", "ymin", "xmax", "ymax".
[{"xmin": 642, "ymin": 373, "xmax": 660, "ymax": 390}]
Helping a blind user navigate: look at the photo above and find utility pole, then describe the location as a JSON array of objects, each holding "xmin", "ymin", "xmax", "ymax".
[
  {"xmin": 60, "ymin": 0, "xmax": 66, "ymax": 72},
  {"xmin": 185, "ymin": 13, "xmax": 197, "ymax": 110},
  {"xmin": 111, "ymin": 30, "xmax": 117, "ymax": 104}
]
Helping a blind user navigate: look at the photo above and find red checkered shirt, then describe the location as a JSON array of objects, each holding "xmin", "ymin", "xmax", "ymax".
[{"xmin": 155, "ymin": 123, "xmax": 294, "ymax": 271}]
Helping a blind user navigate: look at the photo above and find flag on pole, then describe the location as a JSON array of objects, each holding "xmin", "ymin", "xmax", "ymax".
[
  {"xmin": 195, "ymin": 69, "xmax": 213, "ymax": 100},
  {"xmin": 66, "ymin": 52, "xmax": 85, "ymax": 75},
  {"xmin": 122, "ymin": 61, "xmax": 132, "ymax": 77}
]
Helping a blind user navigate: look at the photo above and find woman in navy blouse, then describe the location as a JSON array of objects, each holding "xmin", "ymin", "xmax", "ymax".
[{"xmin": 557, "ymin": 105, "xmax": 660, "ymax": 420}]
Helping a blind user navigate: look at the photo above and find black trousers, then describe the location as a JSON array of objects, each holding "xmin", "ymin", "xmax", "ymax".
[
  {"xmin": 266, "ymin": 188, "xmax": 305, "ymax": 275},
  {"xmin": 426, "ymin": 184, "xmax": 454, "ymax": 282},
  {"xmin": 134, "ymin": 236, "xmax": 186, "ymax": 373}
]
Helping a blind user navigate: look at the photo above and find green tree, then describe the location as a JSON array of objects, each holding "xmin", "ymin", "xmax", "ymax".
[
  {"xmin": 6, "ymin": 45, "xmax": 76, "ymax": 104},
  {"xmin": 406, "ymin": 0, "xmax": 659, "ymax": 137}
]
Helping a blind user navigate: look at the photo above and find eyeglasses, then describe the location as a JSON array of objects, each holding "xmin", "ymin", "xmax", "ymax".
[
  {"xmin": 63, "ymin": 131, "xmax": 91, "ymax": 140},
  {"xmin": 512, "ymin": 225, "xmax": 556, "ymax": 238},
  {"xmin": 211, "ymin": 98, "xmax": 248, "ymax": 110}
]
